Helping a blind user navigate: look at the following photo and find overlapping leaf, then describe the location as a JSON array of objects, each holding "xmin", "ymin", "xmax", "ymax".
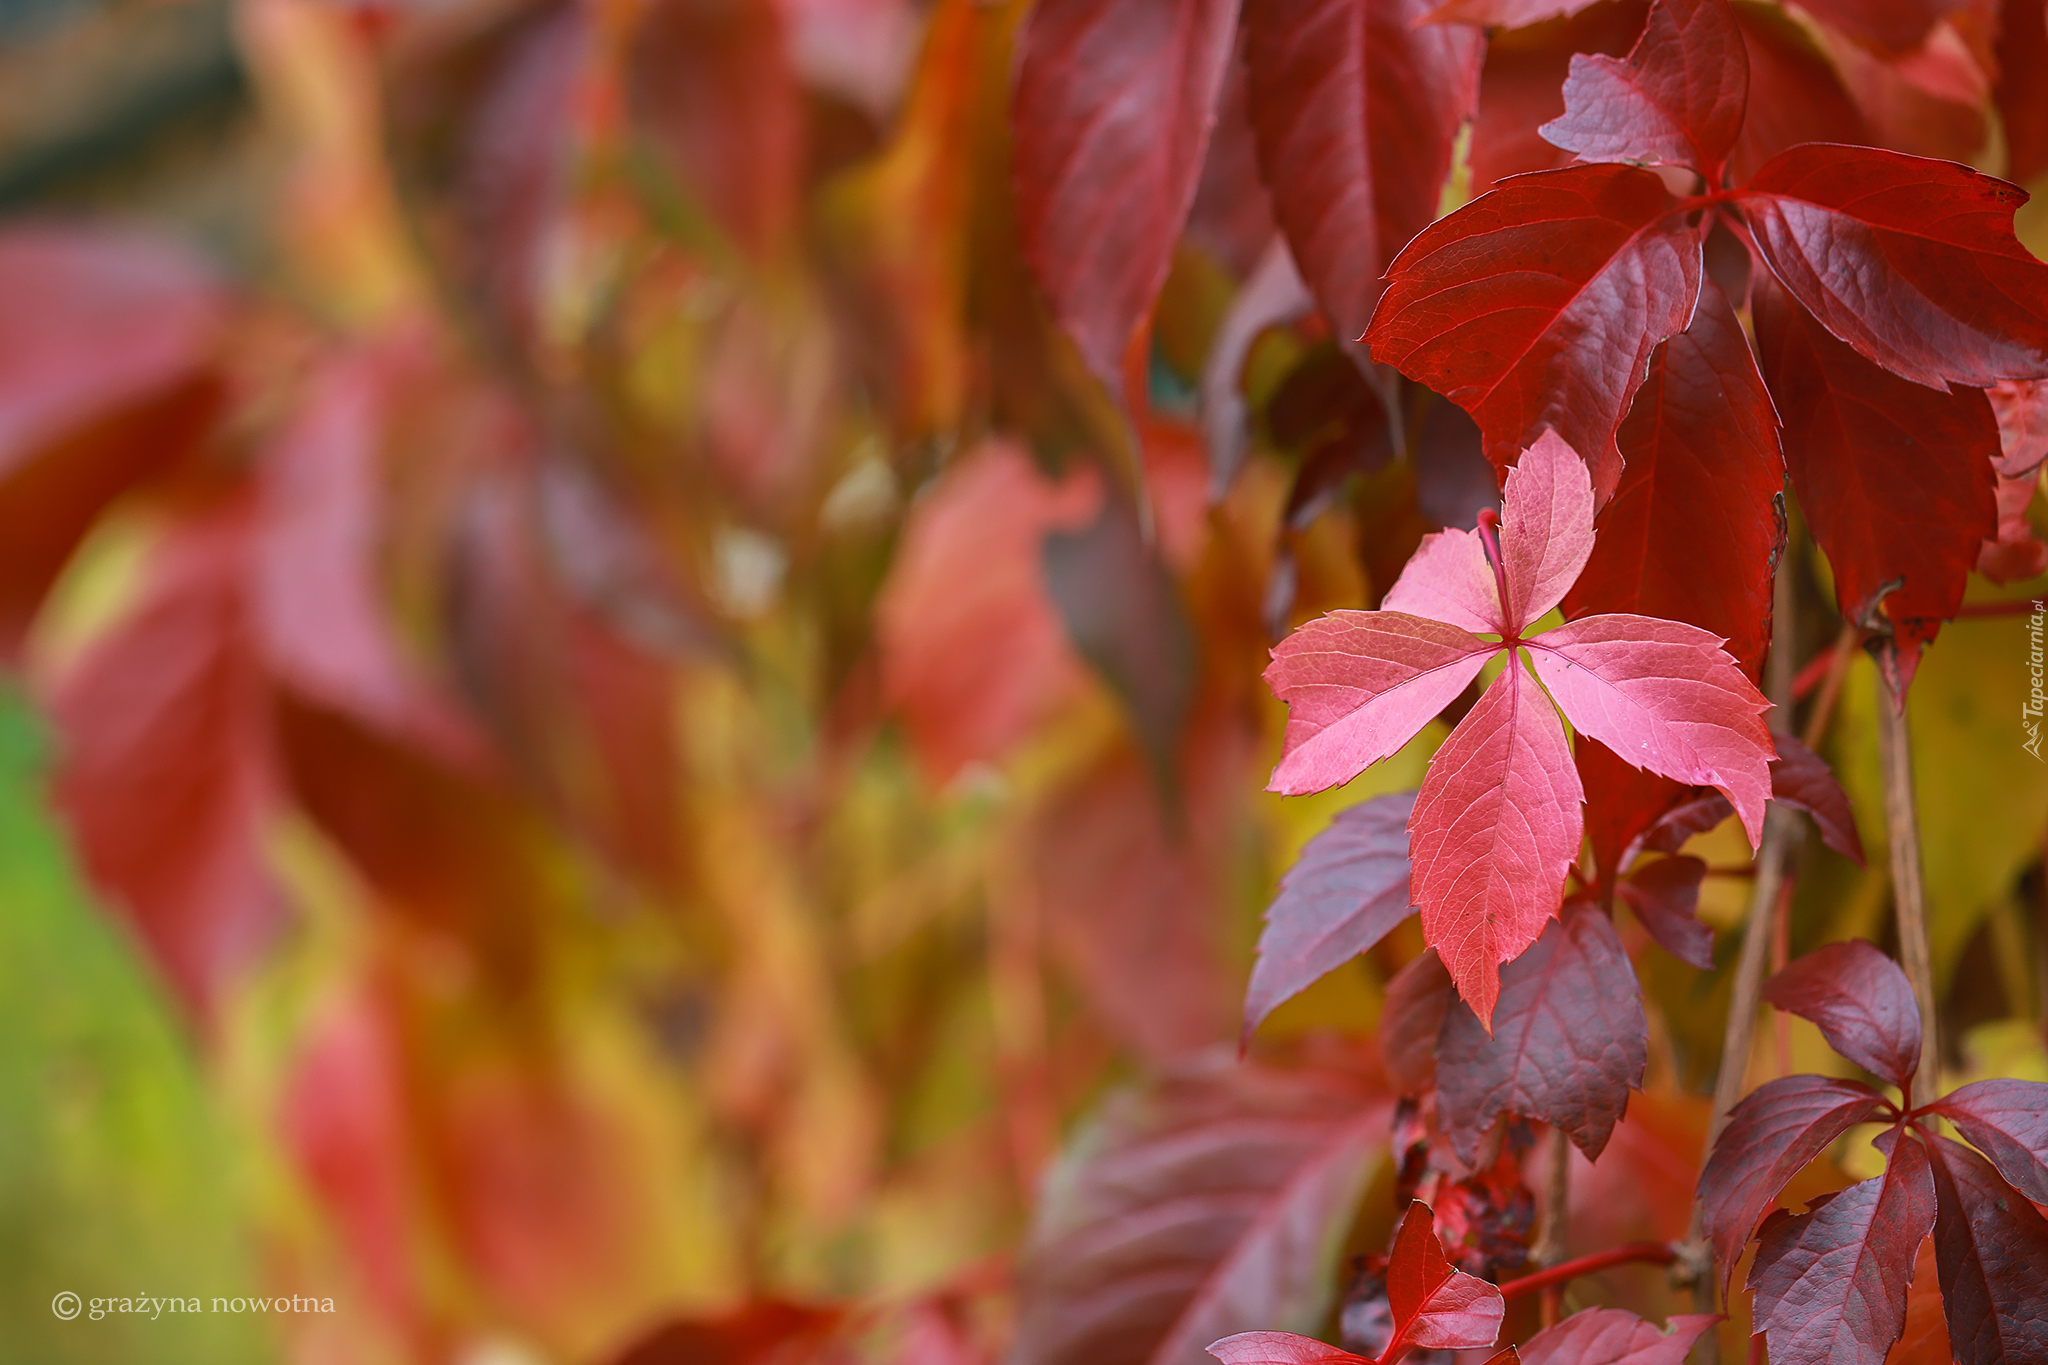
[
  {"xmin": 1539, "ymin": 0, "xmax": 1748, "ymax": 177},
  {"xmin": 1762, "ymin": 940, "xmax": 1921, "ymax": 1088},
  {"xmin": 1518, "ymin": 1309, "xmax": 1717, "ymax": 1365}
]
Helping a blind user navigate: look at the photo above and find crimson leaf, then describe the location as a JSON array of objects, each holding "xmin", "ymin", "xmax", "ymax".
[
  {"xmin": 1924, "ymin": 1133, "xmax": 2048, "ymax": 1365},
  {"xmin": 1206, "ymin": 1335, "xmax": 1365, "ymax": 1365},
  {"xmin": 1927, "ymin": 1080, "xmax": 2048, "ymax": 1207},
  {"xmin": 1243, "ymin": 0, "xmax": 1481, "ymax": 341},
  {"xmin": 1748, "ymin": 1131, "xmax": 1938, "ymax": 1365},
  {"xmin": 1011, "ymin": 0, "xmax": 1240, "ymax": 389},
  {"xmin": 1539, "ymin": 0, "xmax": 1748, "ymax": 179},
  {"xmin": 1762, "ymin": 941, "xmax": 1921, "ymax": 1089},
  {"xmin": 1384, "ymin": 1200, "xmax": 1506, "ymax": 1355},
  {"xmin": 1364, "ymin": 163, "xmax": 1702, "ymax": 501},
  {"xmin": 1382, "ymin": 949, "xmax": 1453, "ymax": 1094},
  {"xmin": 1518, "ymin": 1308, "xmax": 1719, "ymax": 1365},
  {"xmin": 1615, "ymin": 855, "xmax": 1712, "ymax": 970},
  {"xmin": 1738, "ymin": 144, "xmax": 2048, "ymax": 391},
  {"xmin": 1751, "ymin": 273, "xmax": 1997, "ymax": 693},
  {"xmin": 1766, "ymin": 734, "xmax": 1865, "ymax": 867},
  {"xmin": 1698, "ymin": 1074, "xmax": 1892, "ymax": 1287},
  {"xmin": 1245, "ymin": 791, "xmax": 1417, "ymax": 1041},
  {"xmin": 1436, "ymin": 900, "xmax": 1648, "ymax": 1161}
]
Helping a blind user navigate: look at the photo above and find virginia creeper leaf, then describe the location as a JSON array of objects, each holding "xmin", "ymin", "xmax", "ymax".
[
  {"xmin": 1382, "ymin": 949, "xmax": 1454, "ymax": 1094},
  {"xmin": 1243, "ymin": 0, "xmax": 1481, "ymax": 341},
  {"xmin": 1527, "ymin": 613, "xmax": 1773, "ymax": 843},
  {"xmin": 1577, "ymin": 737, "xmax": 1686, "ymax": 891},
  {"xmin": 1739, "ymin": 144, "xmax": 2048, "ymax": 391},
  {"xmin": 1468, "ymin": 3, "xmax": 1654, "ymax": 192},
  {"xmin": 1766, "ymin": 733, "xmax": 1866, "ymax": 867},
  {"xmin": 1924, "ymin": 1132, "xmax": 2048, "ymax": 1365},
  {"xmin": 1751, "ymin": 274, "xmax": 1997, "ymax": 693},
  {"xmin": 1763, "ymin": 941, "xmax": 1921, "ymax": 1088},
  {"xmin": 1538, "ymin": 0, "xmax": 1748, "ymax": 177},
  {"xmin": 1245, "ymin": 791, "xmax": 1418, "ymax": 1041},
  {"xmin": 1437, "ymin": 900, "xmax": 1648, "ymax": 1160},
  {"xmin": 1726, "ymin": 3, "xmax": 1869, "ymax": 183},
  {"xmin": 1263, "ymin": 614, "xmax": 1493, "ymax": 795},
  {"xmin": 1410, "ymin": 655, "xmax": 1583, "ymax": 1026},
  {"xmin": 1365, "ymin": 162, "xmax": 1702, "ymax": 501},
  {"xmin": 1927, "ymin": 1079, "xmax": 2048, "ymax": 1206},
  {"xmin": 1563, "ymin": 279, "xmax": 1783, "ymax": 681},
  {"xmin": 1518, "ymin": 1308, "xmax": 1719, "ymax": 1365},
  {"xmin": 1384, "ymin": 1200, "xmax": 1506, "ymax": 1355},
  {"xmin": 1206, "ymin": 1334, "xmax": 1365, "ymax": 1365},
  {"xmin": 1989, "ymin": 378, "xmax": 2048, "ymax": 479},
  {"xmin": 1012, "ymin": 0, "xmax": 1241, "ymax": 388},
  {"xmin": 1496, "ymin": 430, "xmax": 1598, "ymax": 630},
  {"xmin": 1011, "ymin": 1058, "xmax": 1387, "ymax": 1365},
  {"xmin": 1615, "ymin": 855, "xmax": 1712, "ymax": 969},
  {"xmin": 1698, "ymin": 1075, "xmax": 1891, "ymax": 1287},
  {"xmin": 1748, "ymin": 1133, "xmax": 1938, "ymax": 1365}
]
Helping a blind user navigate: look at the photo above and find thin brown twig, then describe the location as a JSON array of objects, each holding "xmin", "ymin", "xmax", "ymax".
[
  {"xmin": 1531, "ymin": 1126, "xmax": 1573, "ymax": 1326},
  {"xmin": 1876, "ymin": 661, "xmax": 1941, "ymax": 1109}
]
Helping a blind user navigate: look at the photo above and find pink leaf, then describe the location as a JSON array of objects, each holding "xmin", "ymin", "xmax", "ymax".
[
  {"xmin": 1927, "ymin": 1079, "xmax": 2048, "ymax": 1207},
  {"xmin": 1749, "ymin": 1132, "xmax": 1938, "ymax": 1365},
  {"xmin": 1527, "ymin": 613, "xmax": 1773, "ymax": 844},
  {"xmin": 1385, "ymin": 1201, "xmax": 1506, "ymax": 1356},
  {"xmin": 1496, "ymin": 430, "xmax": 1598, "ymax": 633},
  {"xmin": 1263, "ymin": 612, "xmax": 1494, "ymax": 795},
  {"xmin": 1539, "ymin": 0, "xmax": 1749, "ymax": 177},
  {"xmin": 1423, "ymin": 0, "xmax": 1603, "ymax": 23},
  {"xmin": 1989, "ymin": 378, "xmax": 2048, "ymax": 480},
  {"xmin": 1739, "ymin": 144, "xmax": 2048, "ymax": 391},
  {"xmin": 1763, "ymin": 941, "xmax": 1922, "ymax": 1089},
  {"xmin": 1698, "ymin": 1075, "xmax": 1891, "ymax": 1288},
  {"xmin": 1409, "ymin": 655, "xmax": 1583, "ymax": 1027},
  {"xmin": 1206, "ymin": 1334, "xmax": 1366, "ymax": 1365},
  {"xmin": 1245, "ymin": 791, "xmax": 1418, "ymax": 1041},
  {"xmin": 1436, "ymin": 901, "xmax": 1647, "ymax": 1160},
  {"xmin": 1011, "ymin": 0, "xmax": 1241, "ymax": 389},
  {"xmin": 1244, "ymin": 0, "xmax": 1482, "ymax": 342},
  {"xmin": 1616, "ymin": 854, "xmax": 1713, "ymax": 970},
  {"xmin": 1365, "ymin": 163, "xmax": 1702, "ymax": 503},
  {"xmin": 1380, "ymin": 523, "xmax": 1506, "ymax": 637},
  {"xmin": 1519, "ymin": 1309, "xmax": 1720, "ymax": 1365}
]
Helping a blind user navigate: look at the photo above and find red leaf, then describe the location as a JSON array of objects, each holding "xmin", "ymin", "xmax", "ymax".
[
  {"xmin": 1539, "ymin": 0, "xmax": 1748, "ymax": 177},
  {"xmin": 1410, "ymin": 655, "xmax": 1583, "ymax": 1026},
  {"xmin": 1794, "ymin": 0, "xmax": 1967, "ymax": 56},
  {"xmin": 1616, "ymin": 854, "xmax": 1712, "ymax": 969},
  {"xmin": 45, "ymin": 494, "xmax": 280, "ymax": 1020},
  {"xmin": 1384, "ymin": 1200, "xmax": 1506, "ymax": 1356},
  {"xmin": 1518, "ymin": 1308, "xmax": 1719, "ymax": 1365},
  {"xmin": 1243, "ymin": 0, "xmax": 1481, "ymax": 341},
  {"xmin": 1437, "ymin": 901, "xmax": 1647, "ymax": 1159},
  {"xmin": 1698, "ymin": 1075, "xmax": 1891, "ymax": 1286},
  {"xmin": 1924, "ymin": 1132, "xmax": 2048, "ymax": 1365},
  {"xmin": 1763, "ymin": 941, "xmax": 1922, "ymax": 1088},
  {"xmin": 1976, "ymin": 463, "xmax": 2048, "ymax": 583},
  {"xmin": 1748, "ymin": 1132, "xmax": 1939, "ymax": 1365},
  {"xmin": 1246, "ymin": 791, "xmax": 1417, "ymax": 1040},
  {"xmin": 1751, "ymin": 273, "xmax": 1998, "ymax": 692},
  {"xmin": 1999, "ymin": 0, "xmax": 2048, "ymax": 183},
  {"xmin": 1424, "ymin": 0, "xmax": 1603, "ymax": 23},
  {"xmin": 1012, "ymin": 0, "xmax": 1241, "ymax": 388},
  {"xmin": 1989, "ymin": 378, "xmax": 2048, "ymax": 478},
  {"xmin": 1206, "ymin": 1334, "xmax": 1366, "ymax": 1365},
  {"xmin": 1563, "ymin": 279, "xmax": 1784, "ymax": 682},
  {"xmin": 1468, "ymin": 4, "xmax": 1653, "ymax": 192},
  {"xmin": 876, "ymin": 441, "xmax": 1100, "ymax": 784},
  {"xmin": 1928, "ymin": 1079, "xmax": 2048, "ymax": 1206},
  {"xmin": 1726, "ymin": 3, "xmax": 1870, "ymax": 183},
  {"xmin": 1382, "ymin": 949, "xmax": 1454, "ymax": 1093},
  {"xmin": 0, "ymin": 227, "xmax": 226, "ymax": 656},
  {"xmin": 1262, "ymin": 613, "xmax": 1494, "ymax": 795},
  {"xmin": 1577, "ymin": 737, "xmax": 1686, "ymax": 890},
  {"xmin": 1739, "ymin": 144, "xmax": 2048, "ymax": 391},
  {"xmin": 1762, "ymin": 734, "xmax": 1863, "ymax": 864},
  {"xmin": 1527, "ymin": 613, "xmax": 1774, "ymax": 843},
  {"xmin": 1365, "ymin": 163, "xmax": 1702, "ymax": 501},
  {"xmin": 1012, "ymin": 1059, "xmax": 1387, "ymax": 1365}
]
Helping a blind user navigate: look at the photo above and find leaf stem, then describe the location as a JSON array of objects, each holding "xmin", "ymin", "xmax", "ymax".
[
  {"xmin": 1497, "ymin": 1242, "xmax": 1678, "ymax": 1301},
  {"xmin": 1876, "ymin": 660, "xmax": 1940, "ymax": 1109},
  {"xmin": 1474, "ymin": 509, "xmax": 1515, "ymax": 633}
]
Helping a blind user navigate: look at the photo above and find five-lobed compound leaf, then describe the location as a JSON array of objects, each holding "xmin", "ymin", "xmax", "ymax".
[
  {"xmin": 1518, "ymin": 1308, "xmax": 1719, "ymax": 1365},
  {"xmin": 1011, "ymin": 0, "xmax": 1240, "ymax": 391},
  {"xmin": 1244, "ymin": 790, "xmax": 1418, "ymax": 1042},
  {"xmin": 1436, "ymin": 900, "xmax": 1648, "ymax": 1161},
  {"xmin": 1364, "ymin": 163, "xmax": 1703, "ymax": 502},
  {"xmin": 1923, "ymin": 1133, "xmax": 2048, "ymax": 1365},
  {"xmin": 1749, "ymin": 1131, "xmax": 1938, "ymax": 1365},
  {"xmin": 1615, "ymin": 854, "xmax": 1712, "ymax": 969},
  {"xmin": 1243, "ymin": 0, "xmax": 1481, "ymax": 342},
  {"xmin": 1699, "ymin": 1074, "xmax": 1892, "ymax": 1287},
  {"xmin": 1927, "ymin": 1079, "xmax": 2048, "ymax": 1206},
  {"xmin": 1385, "ymin": 1200, "xmax": 1507, "ymax": 1356},
  {"xmin": 1410, "ymin": 653, "xmax": 1584, "ymax": 1027},
  {"xmin": 1538, "ymin": 0, "xmax": 1748, "ymax": 178},
  {"xmin": 1751, "ymin": 273, "xmax": 1997, "ymax": 694},
  {"xmin": 1763, "ymin": 940, "xmax": 1921, "ymax": 1088},
  {"xmin": 1563, "ymin": 279, "xmax": 1783, "ymax": 682},
  {"xmin": 1738, "ymin": 144, "xmax": 2048, "ymax": 392}
]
